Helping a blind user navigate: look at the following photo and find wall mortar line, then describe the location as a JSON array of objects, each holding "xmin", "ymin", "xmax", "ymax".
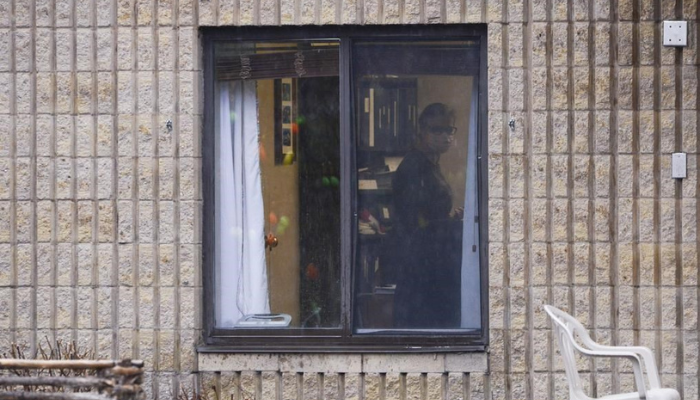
[
  {"xmin": 608, "ymin": 0, "xmax": 621, "ymax": 394},
  {"xmin": 500, "ymin": 13, "xmax": 512, "ymax": 400},
  {"xmin": 695, "ymin": 2, "xmax": 700, "ymax": 397},
  {"xmin": 630, "ymin": 0, "xmax": 641, "ymax": 359},
  {"xmin": 522, "ymin": 0, "xmax": 534, "ymax": 394},
  {"xmin": 151, "ymin": 0, "xmax": 162, "ymax": 394},
  {"xmin": 8, "ymin": 0, "xmax": 18, "ymax": 348},
  {"xmin": 171, "ymin": 0, "xmax": 183, "ymax": 382},
  {"xmin": 48, "ymin": 0, "xmax": 59, "ymax": 350},
  {"xmin": 68, "ymin": 0, "xmax": 79, "ymax": 347},
  {"xmin": 651, "ymin": 0, "xmax": 662, "ymax": 381},
  {"xmin": 131, "ymin": 0, "xmax": 141, "ymax": 362},
  {"xmin": 110, "ymin": 0, "xmax": 122, "ymax": 362},
  {"xmin": 585, "ymin": 0, "xmax": 597, "ymax": 395},
  {"xmin": 28, "ymin": 0, "xmax": 39, "ymax": 357},
  {"xmin": 89, "ymin": 0, "xmax": 100, "ymax": 358},
  {"xmin": 544, "ymin": 0, "xmax": 554, "ymax": 395},
  {"xmin": 564, "ymin": 0, "xmax": 575, "ymax": 351},
  {"xmin": 673, "ymin": 2, "xmax": 684, "ymax": 398}
]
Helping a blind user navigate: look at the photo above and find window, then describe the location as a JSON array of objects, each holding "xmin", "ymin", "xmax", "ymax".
[{"xmin": 202, "ymin": 26, "xmax": 488, "ymax": 351}]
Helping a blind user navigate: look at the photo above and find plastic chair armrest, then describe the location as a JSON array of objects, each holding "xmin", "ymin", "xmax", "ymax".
[
  {"xmin": 570, "ymin": 340, "xmax": 647, "ymax": 398},
  {"xmin": 583, "ymin": 343, "xmax": 661, "ymax": 389}
]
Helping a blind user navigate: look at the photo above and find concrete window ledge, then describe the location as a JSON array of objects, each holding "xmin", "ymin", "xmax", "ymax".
[{"xmin": 198, "ymin": 353, "xmax": 488, "ymax": 374}]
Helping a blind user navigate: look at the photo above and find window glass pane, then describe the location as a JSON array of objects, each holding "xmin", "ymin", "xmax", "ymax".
[
  {"xmin": 353, "ymin": 41, "xmax": 481, "ymax": 333},
  {"xmin": 214, "ymin": 41, "xmax": 341, "ymax": 329}
]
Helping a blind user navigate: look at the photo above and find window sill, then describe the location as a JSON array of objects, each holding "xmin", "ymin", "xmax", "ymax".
[{"xmin": 197, "ymin": 349, "xmax": 488, "ymax": 374}]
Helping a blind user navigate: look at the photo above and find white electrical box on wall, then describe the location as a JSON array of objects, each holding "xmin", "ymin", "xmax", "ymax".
[
  {"xmin": 664, "ymin": 21, "xmax": 688, "ymax": 47},
  {"xmin": 672, "ymin": 153, "xmax": 687, "ymax": 179}
]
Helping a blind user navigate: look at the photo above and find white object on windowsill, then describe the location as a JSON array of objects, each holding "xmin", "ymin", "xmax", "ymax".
[
  {"xmin": 235, "ymin": 313, "xmax": 292, "ymax": 328},
  {"xmin": 544, "ymin": 305, "xmax": 680, "ymax": 400}
]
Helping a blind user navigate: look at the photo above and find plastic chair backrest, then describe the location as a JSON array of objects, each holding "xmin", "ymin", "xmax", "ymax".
[{"xmin": 544, "ymin": 305, "xmax": 587, "ymax": 398}]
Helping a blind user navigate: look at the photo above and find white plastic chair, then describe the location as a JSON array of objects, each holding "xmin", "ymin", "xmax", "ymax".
[{"xmin": 544, "ymin": 305, "xmax": 680, "ymax": 400}]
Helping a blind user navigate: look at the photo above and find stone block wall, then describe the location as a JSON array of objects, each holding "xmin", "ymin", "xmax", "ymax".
[{"xmin": 0, "ymin": 0, "xmax": 699, "ymax": 399}]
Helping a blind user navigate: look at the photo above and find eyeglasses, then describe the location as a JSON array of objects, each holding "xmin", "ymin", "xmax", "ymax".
[{"xmin": 425, "ymin": 126, "xmax": 457, "ymax": 136}]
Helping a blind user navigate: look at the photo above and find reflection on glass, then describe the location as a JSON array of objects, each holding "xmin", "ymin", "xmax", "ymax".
[
  {"xmin": 214, "ymin": 41, "xmax": 341, "ymax": 329},
  {"xmin": 353, "ymin": 41, "xmax": 481, "ymax": 332}
]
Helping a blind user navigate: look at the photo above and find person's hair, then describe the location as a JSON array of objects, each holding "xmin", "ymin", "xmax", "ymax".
[{"xmin": 418, "ymin": 103, "xmax": 455, "ymax": 131}]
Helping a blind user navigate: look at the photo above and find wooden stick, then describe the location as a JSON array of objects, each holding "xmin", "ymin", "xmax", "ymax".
[
  {"xmin": 0, "ymin": 360, "xmax": 143, "ymax": 371},
  {"xmin": 0, "ymin": 392, "xmax": 113, "ymax": 400},
  {"xmin": 0, "ymin": 377, "xmax": 114, "ymax": 388},
  {"xmin": 108, "ymin": 367, "xmax": 142, "ymax": 377}
]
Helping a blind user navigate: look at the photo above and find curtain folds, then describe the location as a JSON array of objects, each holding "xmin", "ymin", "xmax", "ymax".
[
  {"xmin": 216, "ymin": 80, "xmax": 270, "ymax": 328},
  {"xmin": 460, "ymin": 78, "xmax": 481, "ymax": 329}
]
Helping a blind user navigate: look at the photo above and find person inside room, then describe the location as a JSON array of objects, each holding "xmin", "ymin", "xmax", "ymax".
[{"xmin": 390, "ymin": 102, "xmax": 464, "ymax": 329}]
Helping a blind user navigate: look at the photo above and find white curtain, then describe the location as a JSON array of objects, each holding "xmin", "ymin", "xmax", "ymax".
[
  {"xmin": 216, "ymin": 80, "xmax": 270, "ymax": 328},
  {"xmin": 460, "ymin": 78, "xmax": 481, "ymax": 329}
]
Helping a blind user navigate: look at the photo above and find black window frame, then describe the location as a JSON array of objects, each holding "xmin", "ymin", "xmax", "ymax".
[{"xmin": 200, "ymin": 24, "xmax": 489, "ymax": 353}]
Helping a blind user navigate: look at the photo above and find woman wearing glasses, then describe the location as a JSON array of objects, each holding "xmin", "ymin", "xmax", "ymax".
[{"xmin": 390, "ymin": 102, "xmax": 464, "ymax": 329}]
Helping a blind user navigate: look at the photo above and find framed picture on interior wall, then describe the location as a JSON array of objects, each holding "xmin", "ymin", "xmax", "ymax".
[
  {"xmin": 282, "ymin": 83, "xmax": 291, "ymax": 101},
  {"xmin": 282, "ymin": 129, "xmax": 291, "ymax": 146},
  {"xmin": 275, "ymin": 78, "xmax": 297, "ymax": 164}
]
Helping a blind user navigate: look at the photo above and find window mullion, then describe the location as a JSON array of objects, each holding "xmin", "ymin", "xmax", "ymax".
[{"xmin": 339, "ymin": 36, "xmax": 355, "ymax": 339}]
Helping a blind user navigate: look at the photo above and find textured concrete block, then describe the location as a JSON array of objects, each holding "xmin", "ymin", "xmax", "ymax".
[
  {"xmin": 510, "ymin": 289, "xmax": 527, "ymax": 328},
  {"xmin": 15, "ymin": 244, "xmax": 31, "ymax": 285},
  {"xmin": 0, "ymin": 159, "xmax": 9, "ymax": 200},
  {"xmin": 178, "ymin": 244, "xmax": 197, "ymax": 287},
  {"xmin": 509, "ymin": 242, "xmax": 525, "ymax": 286},
  {"xmin": 76, "ymin": 287, "xmax": 93, "ymax": 328},
  {"xmin": 36, "ymin": 73, "xmax": 53, "ymax": 114},
  {"xmin": 179, "ymin": 286, "xmax": 196, "ymax": 329},
  {"xmin": 118, "ymin": 72, "xmax": 133, "ymax": 113},
  {"xmin": 76, "ymin": 243, "xmax": 93, "ymax": 286},
  {"xmin": 488, "ymin": 68, "xmax": 503, "ymax": 111},
  {"xmin": 138, "ymin": 157, "xmax": 154, "ymax": 199},
  {"xmin": 509, "ymin": 69, "xmax": 524, "ymax": 111},
  {"xmin": 490, "ymin": 286, "xmax": 504, "ymax": 330},
  {"xmin": 96, "ymin": 115, "xmax": 113, "ymax": 157},
  {"xmin": 15, "ymin": 202, "xmax": 32, "ymax": 243},
  {"xmin": 138, "ymin": 243, "xmax": 155, "ymax": 286},
  {"xmin": 56, "ymin": 240, "xmax": 73, "ymax": 285},
  {"xmin": 158, "ymin": 158, "xmax": 174, "ymax": 199},
  {"xmin": 14, "ymin": 158, "xmax": 31, "ymax": 200},
  {"xmin": 97, "ymin": 159, "xmax": 114, "ymax": 200},
  {"xmin": 551, "ymin": 243, "xmax": 568, "ymax": 285},
  {"xmin": 509, "ymin": 155, "xmax": 524, "ymax": 197},
  {"xmin": 158, "ymin": 244, "xmax": 175, "ymax": 287},
  {"xmin": 551, "ymin": 200, "xmax": 568, "ymax": 242},
  {"xmin": 550, "ymin": 68, "xmax": 568, "ymax": 110},
  {"xmin": 118, "ymin": 243, "xmax": 133, "ymax": 286},
  {"xmin": 97, "ymin": 244, "xmax": 113, "ymax": 286},
  {"xmin": 158, "ymin": 201, "xmax": 174, "ymax": 243},
  {"xmin": 617, "ymin": 110, "xmax": 633, "ymax": 153},
  {"xmin": 137, "ymin": 73, "xmax": 154, "ymax": 114},
  {"xmin": 550, "ymin": 111, "xmax": 570, "ymax": 153},
  {"xmin": 179, "ymin": 71, "xmax": 195, "ymax": 115},
  {"xmin": 509, "ymin": 199, "xmax": 525, "ymax": 242},
  {"xmin": 97, "ymin": 200, "xmax": 114, "ymax": 242},
  {"xmin": 159, "ymin": 287, "xmax": 175, "ymax": 329},
  {"xmin": 0, "ymin": 73, "xmax": 9, "ymax": 112},
  {"xmin": 76, "ymin": 201, "xmax": 94, "ymax": 243},
  {"xmin": 178, "ymin": 114, "xmax": 197, "ymax": 157},
  {"xmin": 639, "ymin": 67, "xmax": 655, "ymax": 110},
  {"xmin": 118, "ymin": 157, "xmax": 133, "ymax": 198},
  {"xmin": 76, "ymin": 158, "xmax": 93, "ymax": 199},
  {"xmin": 97, "ymin": 72, "xmax": 113, "ymax": 114}
]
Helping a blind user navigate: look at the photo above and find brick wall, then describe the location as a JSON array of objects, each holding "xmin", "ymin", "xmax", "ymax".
[{"xmin": 0, "ymin": 0, "xmax": 698, "ymax": 399}]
